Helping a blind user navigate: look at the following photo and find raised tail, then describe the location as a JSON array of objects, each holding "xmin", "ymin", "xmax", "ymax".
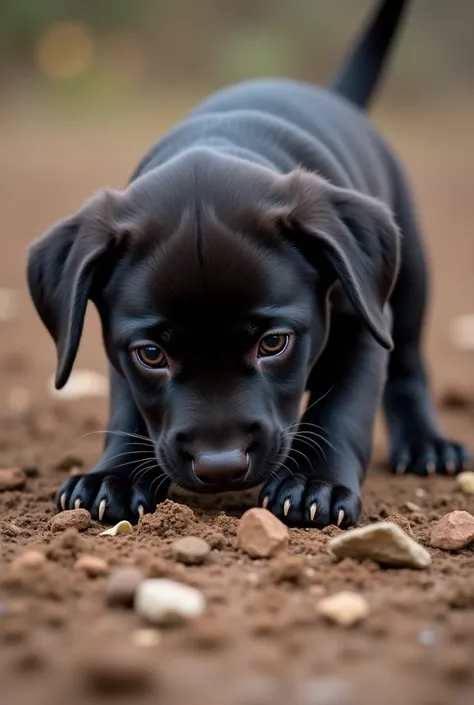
[{"xmin": 331, "ymin": 0, "xmax": 410, "ymax": 110}]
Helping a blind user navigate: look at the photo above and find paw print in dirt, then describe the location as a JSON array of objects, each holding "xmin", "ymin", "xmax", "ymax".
[
  {"xmin": 56, "ymin": 470, "xmax": 170, "ymax": 524},
  {"xmin": 259, "ymin": 471, "xmax": 361, "ymax": 528}
]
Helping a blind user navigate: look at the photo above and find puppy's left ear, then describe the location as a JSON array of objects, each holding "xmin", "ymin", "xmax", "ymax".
[
  {"xmin": 27, "ymin": 190, "xmax": 123, "ymax": 389},
  {"xmin": 278, "ymin": 170, "xmax": 401, "ymax": 350}
]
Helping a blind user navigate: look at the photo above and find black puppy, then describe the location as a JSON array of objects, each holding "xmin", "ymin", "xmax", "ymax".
[{"xmin": 27, "ymin": 0, "xmax": 470, "ymax": 528}]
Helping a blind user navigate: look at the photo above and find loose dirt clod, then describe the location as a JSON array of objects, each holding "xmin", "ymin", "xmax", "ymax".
[
  {"xmin": 135, "ymin": 578, "xmax": 206, "ymax": 625},
  {"xmin": 50, "ymin": 508, "xmax": 91, "ymax": 532},
  {"xmin": 456, "ymin": 471, "xmax": 474, "ymax": 495},
  {"xmin": 0, "ymin": 467, "xmax": 26, "ymax": 491},
  {"xmin": 78, "ymin": 647, "xmax": 155, "ymax": 695},
  {"xmin": 171, "ymin": 536, "xmax": 211, "ymax": 565},
  {"xmin": 328, "ymin": 521, "xmax": 432, "ymax": 569},
  {"xmin": 317, "ymin": 591, "xmax": 369, "ymax": 627},
  {"xmin": 74, "ymin": 554, "xmax": 109, "ymax": 577},
  {"xmin": 11, "ymin": 551, "xmax": 46, "ymax": 570},
  {"xmin": 237, "ymin": 508, "xmax": 289, "ymax": 558},
  {"xmin": 106, "ymin": 567, "xmax": 144, "ymax": 607},
  {"xmin": 99, "ymin": 520, "xmax": 133, "ymax": 536},
  {"xmin": 430, "ymin": 510, "xmax": 474, "ymax": 551}
]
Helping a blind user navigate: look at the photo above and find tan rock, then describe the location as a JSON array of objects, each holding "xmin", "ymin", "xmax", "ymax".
[
  {"xmin": 457, "ymin": 471, "xmax": 474, "ymax": 495},
  {"xmin": 74, "ymin": 554, "xmax": 109, "ymax": 577},
  {"xmin": 51, "ymin": 508, "xmax": 91, "ymax": 532},
  {"xmin": 0, "ymin": 467, "xmax": 26, "ymax": 491},
  {"xmin": 328, "ymin": 521, "xmax": 431, "ymax": 569},
  {"xmin": 317, "ymin": 591, "xmax": 369, "ymax": 627},
  {"xmin": 237, "ymin": 508, "xmax": 289, "ymax": 558},
  {"xmin": 171, "ymin": 536, "xmax": 211, "ymax": 565},
  {"xmin": 106, "ymin": 567, "xmax": 144, "ymax": 607},
  {"xmin": 430, "ymin": 510, "xmax": 474, "ymax": 551}
]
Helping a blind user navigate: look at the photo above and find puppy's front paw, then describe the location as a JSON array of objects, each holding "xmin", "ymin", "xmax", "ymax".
[
  {"xmin": 259, "ymin": 472, "xmax": 361, "ymax": 529},
  {"xmin": 390, "ymin": 437, "xmax": 471, "ymax": 476},
  {"xmin": 56, "ymin": 471, "xmax": 170, "ymax": 524}
]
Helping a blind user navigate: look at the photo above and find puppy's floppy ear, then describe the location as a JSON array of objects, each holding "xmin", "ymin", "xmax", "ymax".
[
  {"xmin": 27, "ymin": 190, "xmax": 123, "ymax": 389},
  {"xmin": 277, "ymin": 170, "xmax": 401, "ymax": 349}
]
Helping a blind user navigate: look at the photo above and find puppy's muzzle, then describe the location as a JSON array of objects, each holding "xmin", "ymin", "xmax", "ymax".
[{"xmin": 191, "ymin": 448, "xmax": 250, "ymax": 487}]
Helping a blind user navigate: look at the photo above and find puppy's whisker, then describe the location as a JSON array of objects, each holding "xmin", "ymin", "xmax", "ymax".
[
  {"xmin": 290, "ymin": 434, "xmax": 326, "ymax": 461},
  {"xmin": 78, "ymin": 429, "xmax": 159, "ymax": 447}
]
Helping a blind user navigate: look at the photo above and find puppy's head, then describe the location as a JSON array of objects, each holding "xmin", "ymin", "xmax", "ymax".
[{"xmin": 27, "ymin": 150, "xmax": 400, "ymax": 491}]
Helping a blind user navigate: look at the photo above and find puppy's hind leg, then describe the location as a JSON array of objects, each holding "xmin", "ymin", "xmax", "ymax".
[
  {"xmin": 383, "ymin": 157, "xmax": 471, "ymax": 476},
  {"xmin": 56, "ymin": 367, "xmax": 170, "ymax": 523}
]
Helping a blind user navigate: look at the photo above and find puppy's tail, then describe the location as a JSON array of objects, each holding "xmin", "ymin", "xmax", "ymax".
[{"xmin": 331, "ymin": 0, "xmax": 410, "ymax": 110}]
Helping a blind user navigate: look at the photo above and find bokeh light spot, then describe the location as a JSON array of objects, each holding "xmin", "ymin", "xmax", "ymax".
[{"xmin": 36, "ymin": 21, "xmax": 94, "ymax": 80}]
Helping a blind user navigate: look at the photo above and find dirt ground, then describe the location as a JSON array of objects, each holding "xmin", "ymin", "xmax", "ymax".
[{"xmin": 0, "ymin": 106, "xmax": 473, "ymax": 705}]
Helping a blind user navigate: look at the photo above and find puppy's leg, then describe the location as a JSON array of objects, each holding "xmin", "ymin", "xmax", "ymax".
[
  {"xmin": 57, "ymin": 367, "xmax": 170, "ymax": 523},
  {"xmin": 261, "ymin": 313, "xmax": 388, "ymax": 528},
  {"xmin": 384, "ymin": 166, "xmax": 471, "ymax": 476}
]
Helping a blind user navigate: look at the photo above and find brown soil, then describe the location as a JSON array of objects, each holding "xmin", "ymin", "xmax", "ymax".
[{"xmin": 1, "ymin": 113, "xmax": 473, "ymax": 705}]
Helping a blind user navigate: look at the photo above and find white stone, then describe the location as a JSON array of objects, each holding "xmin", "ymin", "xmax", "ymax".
[
  {"xmin": 99, "ymin": 520, "xmax": 133, "ymax": 536},
  {"xmin": 457, "ymin": 471, "xmax": 474, "ymax": 495},
  {"xmin": 48, "ymin": 369, "xmax": 108, "ymax": 399},
  {"xmin": 328, "ymin": 521, "xmax": 431, "ymax": 569},
  {"xmin": 135, "ymin": 578, "xmax": 205, "ymax": 625},
  {"xmin": 450, "ymin": 314, "xmax": 474, "ymax": 351},
  {"xmin": 317, "ymin": 591, "xmax": 369, "ymax": 627}
]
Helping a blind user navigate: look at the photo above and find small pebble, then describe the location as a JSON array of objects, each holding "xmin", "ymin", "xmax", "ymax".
[
  {"xmin": 415, "ymin": 488, "xmax": 427, "ymax": 499},
  {"xmin": 49, "ymin": 369, "xmax": 109, "ymax": 400},
  {"xmin": 135, "ymin": 578, "xmax": 206, "ymax": 625},
  {"xmin": 106, "ymin": 567, "xmax": 144, "ymax": 608},
  {"xmin": 457, "ymin": 471, "xmax": 474, "ymax": 496},
  {"xmin": 11, "ymin": 551, "xmax": 46, "ymax": 570},
  {"xmin": 430, "ymin": 510, "xmax": 474, "ymax": 551},
  {"xmin": 22, "ymin": 466, "xmax": 40, "ymax": 478},
  {"xmin": 294, "ymin": 677, "xmax": 354, "ymax": 705},
  {"xmin": 74, "ymin": 554, "xmax": 109, "ymax": 577},
  {"xmin": 171, "ymin": 536, "xmax": 211, "ymax": 565},
  {"xmin": 132, "ymin": 628, "xmax": 162, "ymax": 648},
  {"xmin": 237, "ymin": 508, "xmax": 289, "ymax": 558},
  {"xmin": 404, "ymin": 501, "xmax": 422, "ymax": 513},
  {"xmin": 328, "ymin": 521, "xmax": 431, "ymax": 569},
  {"xmin": 99, "ymin": 520, "xmax": 133, "ymax": 536},
  {"xmin": 317, "ymin": 591, "xmax": 369, "ymax": 627},
  {"xmin": 0, "ymin": 467, "xmax": 26, "ymax": 492},
  {"xmin": 51, "ymin": 508, "xmax": 91, "ymax": 532},
  {"xmin": 417, "ymin": 629, "xmax": 436, "ymax": 647}
]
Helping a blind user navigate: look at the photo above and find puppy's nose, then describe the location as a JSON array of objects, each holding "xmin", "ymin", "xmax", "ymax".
[{"xmin": 192, "ymin": 449, "xmax": 250, "ymax": 486}]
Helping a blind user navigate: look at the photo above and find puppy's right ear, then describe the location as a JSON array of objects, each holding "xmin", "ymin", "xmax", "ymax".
[{"xmin": 27, "ymin": 190, "xmax": 122, "ymax": 389}]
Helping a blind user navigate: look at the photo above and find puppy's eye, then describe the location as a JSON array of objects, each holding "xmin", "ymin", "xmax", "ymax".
[
  {"xmin": 258, "ymin": 333, "xmax": 289, "ymax": 358},
  {"xmin": 134, "ymin": 345, "xmax": 168, "ymax": 369}
]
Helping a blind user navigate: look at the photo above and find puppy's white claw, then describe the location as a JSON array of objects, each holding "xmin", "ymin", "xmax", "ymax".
[
  {"xmin": 74, "ymin": 498, "xmax": 81, "ymax": 509},
  {"xmin": 262, "ymin": 496, "xmax": 269, "ymax": 510},
  {"xmin": 60, "ymin": 493, "xmax": 67, "ymax": 511},
  {"xmin": 283, "ymin": 498, "xmax": 291, "ymax": 517},
  {"xmin": 426, "ymin": 461, "xmax": 436, "ymax": 476},
  {"xmin": 137, "ymin": 504, "xmax": 144, "ymax": 520},
  {"xmin": 98, "ymin": 499, "xmax": 107, "ymax": 522},
  {"xmin": 337, "ymin": 509, "xmax": 345, "ymax": 527},
  {"xmin": 395, "ymin": 463, "xmax": 406, "ymax": 475},
  {"xmin": 309, "ymin": 502, "xmax": 317, "ymax": 522}
]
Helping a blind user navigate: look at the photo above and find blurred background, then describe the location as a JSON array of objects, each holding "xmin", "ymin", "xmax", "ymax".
[{"xmin": 0, "ymin": 0, "xmax": 473, "ymax": 410}]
